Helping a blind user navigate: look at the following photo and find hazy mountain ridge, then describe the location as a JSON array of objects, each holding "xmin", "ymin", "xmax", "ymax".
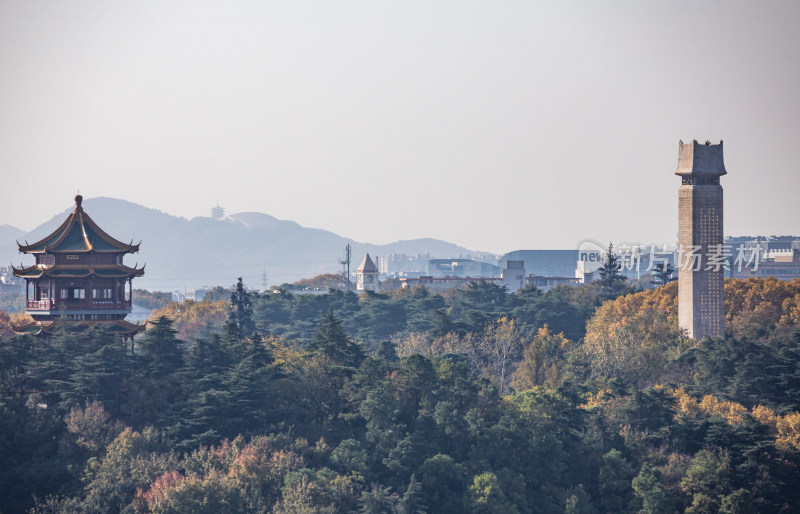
[
  {"xmin": 0, "ymin": 197, "xmax": 493, "ymax": 290},
  {"xmin": 0, "ymin": 225, "xmax": 25, "ymax": 247}
]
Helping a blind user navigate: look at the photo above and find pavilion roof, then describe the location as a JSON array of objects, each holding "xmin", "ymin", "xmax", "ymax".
[
  {"xmin": 17, "ymin": 195, "xmax": 140, "ymax": 254},
  {"xmin": 11, "ymin": 264, "xmax": 145, "ymax": 280}
]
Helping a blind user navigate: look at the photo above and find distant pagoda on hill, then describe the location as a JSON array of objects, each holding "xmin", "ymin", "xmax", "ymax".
[{"xmin": 11, "ymin": 195, "xmax": 145, "ymax": 338}]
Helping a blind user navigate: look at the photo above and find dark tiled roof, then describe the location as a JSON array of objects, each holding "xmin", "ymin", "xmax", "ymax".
[
  {"xmin": 12, "ymin": 264, "xmax": 144, "ymax": 280},
  {"xmin": 18, "ymin": 196, "xmax": 140, "ymax": 254}
]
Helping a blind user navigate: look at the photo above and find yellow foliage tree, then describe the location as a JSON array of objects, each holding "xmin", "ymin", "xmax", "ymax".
[
  {"xmin": 148, "ymin": 300, "xmax": 228, "ymax": 341},
  {"xmin": 0, "ymin": 310, "xmax": 13, "ymax": 338},
  {"xmin": 724, "ymin": 277, "xmax": 800, "ymax": 339},
  {"xmin": 582, "ymin": 278, "xmax": 800, "ymax": 385},
  {"xmin": 511, "ymin": 325, "xmax": 574, "ymax": 391},
  {"xmin": 583, "ymin": 282, "xmax": 685, "ymax": 384},
  {"xmin": 671, "ymin": 388, "xmax": 800, "ymax": 452}
]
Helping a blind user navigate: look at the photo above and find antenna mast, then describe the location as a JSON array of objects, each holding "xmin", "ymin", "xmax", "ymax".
[{"xmin": 339, "ymin": 244, "xmax": 352, "ymax": 290}]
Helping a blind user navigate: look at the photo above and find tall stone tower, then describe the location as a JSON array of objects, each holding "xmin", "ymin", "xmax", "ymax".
[{"xmin": 675, "ymin": 140, "xmax": 726, "ymax": 339}]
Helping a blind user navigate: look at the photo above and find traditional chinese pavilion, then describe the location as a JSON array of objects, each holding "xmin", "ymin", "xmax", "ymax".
[{"xmin": 11, "ymin": 195, "xmax": 145, "ymax": 338}]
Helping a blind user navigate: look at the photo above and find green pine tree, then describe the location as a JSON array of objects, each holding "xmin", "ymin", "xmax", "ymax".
[
  {"xmin": 597, "ymin": 243, "xmax": 628, "ymax": 299},
  {"xmin": 310, "ymin": 308, "xmax": 364, "ymax": 368},
  {"xmin": 227, "ymin": 277, "xmax": 255, "ymax": 340}
]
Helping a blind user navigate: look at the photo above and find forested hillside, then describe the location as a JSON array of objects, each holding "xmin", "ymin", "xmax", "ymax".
[{"xmin": 2, "ymin": 278, "xmax": 800, "ymax": 513}]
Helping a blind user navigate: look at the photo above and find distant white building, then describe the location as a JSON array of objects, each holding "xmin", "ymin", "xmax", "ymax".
[
  {"xmin": 500, "ymin": 260, "xmax": 526, "ymax": 292},
  {"xmin": 356, "ymin": 254, "xmax": 379, "ymax": 292},
  {"xmin": 186, "ymin": 288, "xmax": 210, "ymax": 302}
]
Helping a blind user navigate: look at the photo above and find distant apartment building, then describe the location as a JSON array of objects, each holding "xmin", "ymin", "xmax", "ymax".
[
  {"xmin": 186, "ymin": 288, "xmax": 210, "ymax": 302},
  {"xmin": 726, "ymin": 236, "xmax": 800, "ymax": 281},
  {"xmin": 428, "ymin": 258, "xmax": 501, "ymax": 279},
  {"xmin": 731, "ymin": 249, "xmax": 800, "ymax": 281},
  {"xmin": 379, "ymin": 253, "xmax": 431, "ymax": 276},
  {"xmin": 727, "ymin": 235, "xmax": 800, "ymax": 254}
]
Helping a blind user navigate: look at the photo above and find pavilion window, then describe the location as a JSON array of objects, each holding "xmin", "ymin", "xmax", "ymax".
[{"xmin": 92, "ymin": 288, "xmax": 113, "ymax": 299}]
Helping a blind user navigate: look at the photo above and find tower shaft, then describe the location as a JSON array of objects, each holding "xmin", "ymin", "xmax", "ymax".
[{"xmin": 676, "ymin": 140, "xmax": 726, "ymax": 339}]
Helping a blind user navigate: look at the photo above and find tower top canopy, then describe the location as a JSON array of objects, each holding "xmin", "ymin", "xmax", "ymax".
[{"xmin": 675, "ymin": 139, "xmax": 727, "ymax": 177}]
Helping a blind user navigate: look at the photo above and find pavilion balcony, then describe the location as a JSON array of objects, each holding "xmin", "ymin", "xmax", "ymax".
[{"xmin": 26, "ymin": 299, "xmax": 132, "ymax": 311}]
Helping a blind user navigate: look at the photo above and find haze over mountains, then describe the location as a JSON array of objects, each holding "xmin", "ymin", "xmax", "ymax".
[{"xmin": 1, "ymin": 197, "xmax": 494, "ymax": 291}]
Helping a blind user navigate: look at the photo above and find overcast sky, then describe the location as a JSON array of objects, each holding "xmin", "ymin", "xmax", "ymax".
[{"xmin": 1, "ymin": 0, "xmax": 798, "ymax": 254}]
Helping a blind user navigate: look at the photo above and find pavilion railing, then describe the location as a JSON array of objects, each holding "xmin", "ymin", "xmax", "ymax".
[{"xmin": 26, "ymin": 299, "xmax": 132, "ymax": 310}]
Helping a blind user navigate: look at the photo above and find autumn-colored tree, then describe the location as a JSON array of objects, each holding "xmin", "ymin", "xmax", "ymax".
[
  {"xmin": 0, "ymin": 310, "xmax": 30, "ymax": 338},
  {"xmin": 582, "ymin": 279, "xmax": 800, "ymax": 385},
  {"xmin": 294, "ymin": 274, "xmax": 344, "ymax": 290},
  {"xmin": 672, "ymin": 387, "xmax": 800, "ymax": 452},
  {"xmin": 149, "ymin": 299, "xmax": 228, "ymax": 341},
  {"xmin": 131, "ymin": 289, "xmax": 172, "ymax": 311},
  {"xmin": 394, "ymin": 331, "xmax": 475, "ymax": 361},
  {"xmin": 724, "ymin": 277, "xmax": 800, "ymax": 339},
  {"xmin": 0, "ymin": 309, "xmax": 13, "ymax": 339},
  {"xmin": 583, "ymin": 282, "xmax": 686, "ymax": 384},
  {"xmin": 479, "ymin": 317, "xmax": 525, "ymax": 394},
  {"xmin": 511, "ymin": 325, "xmax": 574, "ymax": 391},
  {"xmin": 66, "ymin": 400, "xmax": 123, "ymax": 454}
]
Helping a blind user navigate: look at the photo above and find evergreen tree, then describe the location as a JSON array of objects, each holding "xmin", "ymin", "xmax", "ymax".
[
  {"xmin": 398, "ymin": 474, "xmax": 425, "ymax": 514},
  {"xmin": 597, "ymin": 243, "xmax": 628, "ymax": 299},
  {"xmin": 137, "ymin": 316, "xmax": 183, "ymax": 376},
  {"xmin": 377, "ymin": 340, "xmax": 399, "ymax": 362},
  {"xmin": 70, "ymin": 326, "xmax": 133, "ymax": 416},
  {"xmin": 632, "ymin": 463, "xmax": 674, "ymax": 514},
  {"xmin": 227, "ymin": 277, "xmax": 255, "ymax": 340},
  {"xmin": 651, "ymin": 262, "xmax": 676, "ymax": 286},
  {"xmin": 597, "ymin": 449, "xmax": 635, "ymax": 513},
  {"xmin": 309, "ymin": 308, "xmax": 365, "ymax": 368},
  {"xmin": 357, "ymin": 484, "xmax": 398, "ymax": 513}
]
